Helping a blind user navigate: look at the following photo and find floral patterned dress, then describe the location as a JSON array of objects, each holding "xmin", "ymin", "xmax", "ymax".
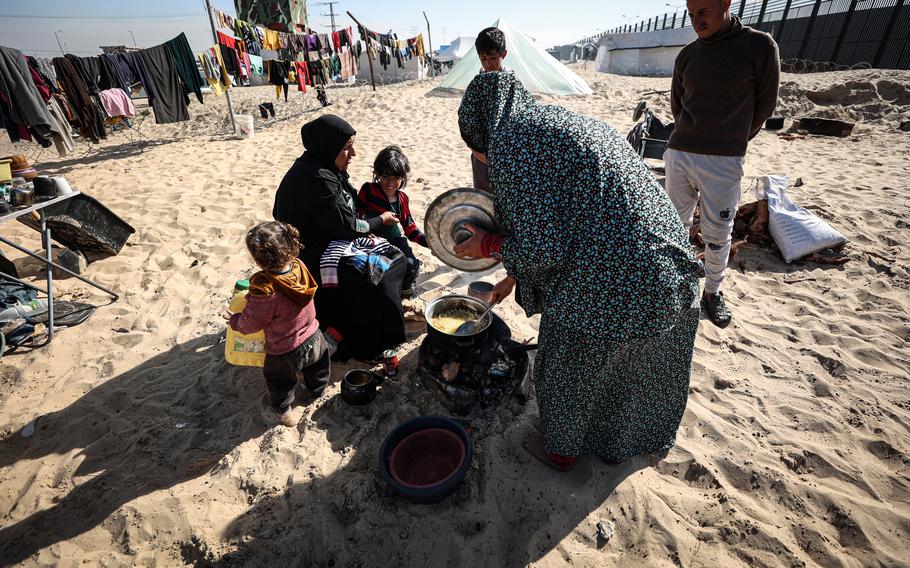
[{"xmin": 458, "ymin": 72, "xmax": 704, "ymax": 460}]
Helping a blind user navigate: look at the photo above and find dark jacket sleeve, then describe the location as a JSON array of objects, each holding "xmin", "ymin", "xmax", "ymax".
[
  {"xmin": 749, "ymin": 38, "xmax": 780, "ymax": 140},
  {"xmin": 307, "ymin": 171, "xmax": 380, "ymax": 238},
  {"xmin": 670, "ymin": 52, "xmax": 685, "ymax": 122}
]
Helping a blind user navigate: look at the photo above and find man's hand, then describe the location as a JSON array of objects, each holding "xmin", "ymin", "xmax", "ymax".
[
  {"xmin": 491, "ymin": 276, "xmax": 516, "ymax": 304},
  {"xmin": 380, "ymin": 211, "xmax": 399, "ymax": 226},
  {"xmin": 453, "ymin": 222, "xmax": 487, "ymax": 259}
]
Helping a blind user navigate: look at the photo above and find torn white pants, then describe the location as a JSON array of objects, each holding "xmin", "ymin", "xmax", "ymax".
[{"xmin": 663, "ymin": 148, "xmax": 745, "ymax": 294}]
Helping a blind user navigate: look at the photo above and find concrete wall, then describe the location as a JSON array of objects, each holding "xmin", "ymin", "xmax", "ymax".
[
  {"xmin": 595, "ymin": 27, "xmax": 696, "ymax": 76},
  {"xmin": 356, "ymin": 53, "xmax": 428, "ymax": 85}
]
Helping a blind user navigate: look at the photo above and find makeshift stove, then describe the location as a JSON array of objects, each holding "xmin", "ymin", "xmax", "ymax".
[{"xmin": 418, "ymin": 314, "xmax": 534, "ymax": 414}]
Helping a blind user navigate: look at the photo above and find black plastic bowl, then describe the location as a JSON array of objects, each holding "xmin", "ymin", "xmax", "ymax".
[{"xmin": 378, "ymin": 416, "xmax": 474, "ymax": 504}]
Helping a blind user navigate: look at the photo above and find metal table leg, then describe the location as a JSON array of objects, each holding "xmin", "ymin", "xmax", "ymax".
[{"xmin": 41, "ymin": 210, "xmax": 54, "ymax": 344}]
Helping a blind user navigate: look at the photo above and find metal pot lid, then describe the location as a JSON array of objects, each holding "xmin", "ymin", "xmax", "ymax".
[{"xmin": 424, "ymin": 188, "xmax": 501, "ymax": 272}]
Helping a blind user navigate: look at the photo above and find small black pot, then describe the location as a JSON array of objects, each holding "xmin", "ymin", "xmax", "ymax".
[
  {"xmin": 425, "ymin": 295, "xmax": 491, "ymax": 352},
  {"xmin": 341, "ymin": 369, "xmax": 384, "ymax": 406}
]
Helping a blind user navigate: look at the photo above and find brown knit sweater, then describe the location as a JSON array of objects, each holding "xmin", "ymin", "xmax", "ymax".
[{"xmin": 669, "ymin": 17, "xmax": 780, "ymax": 157}]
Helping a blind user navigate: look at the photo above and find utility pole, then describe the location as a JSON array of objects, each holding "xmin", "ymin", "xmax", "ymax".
[
  {"xmin": 203, "ymin": 0, "xmax": 236, "ymax": 134},
  {"xmin": 318, "ymin": 2, "xmax": 340, "ymax": 33},
  {"xmin": 347, "ymin": 11, "xmax": 376, "ymax": 91},
  {"xmin": 54, "ymin": 30, "xmax": 65, "ymax": 55},
  {"xmin": 129, "ymin": 30, "xmax": 137, "ymax": 47},
  {"xmin": 423, "ymin": 11, "xmax": 434, "ymax": 78}
]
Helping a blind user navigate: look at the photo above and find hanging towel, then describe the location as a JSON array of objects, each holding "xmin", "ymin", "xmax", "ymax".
[{"xmin": 139, "ymin": 44, "xmax": 189, "ymax": 124}]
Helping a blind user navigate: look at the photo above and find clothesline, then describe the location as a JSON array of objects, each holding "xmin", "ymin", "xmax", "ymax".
[{"xmin": 1, "ymin": 32, "xmax": 204, "ymax": 157}]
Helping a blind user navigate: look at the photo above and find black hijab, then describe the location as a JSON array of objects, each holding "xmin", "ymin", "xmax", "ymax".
[{"xmin": 300, "ymin": 114, "xmax": 356, "ymax": 169}]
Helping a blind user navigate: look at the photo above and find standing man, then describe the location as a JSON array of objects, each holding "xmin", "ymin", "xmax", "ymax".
[{"xmin": 664, "ymin": 0, "xmax": 779, "ymax": 328}]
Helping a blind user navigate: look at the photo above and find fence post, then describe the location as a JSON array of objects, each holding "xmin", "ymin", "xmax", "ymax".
[
  {"xmin": 682, "ymin": 10, "xmax": 687, "ymax": 25},
  {"xmin": 798, "ymin": 0, "xmax": 823, "ymax": 59},
  {"xmin": 873, "ymin": 0, "xmax": 905, "ymax": 67},
  {"xmin": 663, "ymin": 14, "xmax": 668, "ymax": 30},
  {"xmin": 832, "ymin": 0, "xmax": 859, "ymax": 64},
  {"xmin": 757, "ymin": 0, "xmax": 770, "ymax": 25},
  {"xmin": 672, "ymin": 12, "xmax": 677, "ymax": 28},
  {"xmin": 775, "ymin": 0, "xmax": 793, "ymax": 43},
  {"xmin": 738, "ymin": 0, "xmax": 746, "ymax": 19}
]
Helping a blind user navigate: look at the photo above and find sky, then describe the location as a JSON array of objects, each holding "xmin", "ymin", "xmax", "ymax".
[{"xmin": 0, "ymin": 0, "xmax": 685, "ymax": 57}]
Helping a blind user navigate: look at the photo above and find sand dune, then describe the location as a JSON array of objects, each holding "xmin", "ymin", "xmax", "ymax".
[{"xmin": 0, "ymin": 65, "xmax": 908, "ymax": 567}]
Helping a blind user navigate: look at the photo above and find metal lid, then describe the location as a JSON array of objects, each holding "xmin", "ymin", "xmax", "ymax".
[{"xmin": 424, "ymin": 188, "xmax": 501, "ymax": 272}]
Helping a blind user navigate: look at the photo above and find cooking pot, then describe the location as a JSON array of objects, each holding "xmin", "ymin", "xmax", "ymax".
[
  {"xmin": 425, "ymin": 294, "xmax": 492, "ymax": 351},
  {"xmin": 32, "ymin": 176, "xmax": 57, "ymax": 199},
  {"xmin": 10, "ymin": 187, "xmax": 33, "ymax": 207},
  {"xmin": 340, "ymin": 369, "xmax": 384, "ymax": 406}
]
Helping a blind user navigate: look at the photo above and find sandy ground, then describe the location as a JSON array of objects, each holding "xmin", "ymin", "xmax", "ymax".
[{"xmin": 0, "ymin": 64, "xmax": 908, "ymax": 567}]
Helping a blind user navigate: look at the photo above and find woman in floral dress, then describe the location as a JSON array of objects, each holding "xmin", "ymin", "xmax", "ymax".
[{"xmin": 454, "ymin": 72, "xmax": 703, "ymax": 471}]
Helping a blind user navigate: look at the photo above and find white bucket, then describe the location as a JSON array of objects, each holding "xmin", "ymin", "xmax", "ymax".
[{"xmin": 234, "ymin": 114, "xmax": 255, "ymax": 139}]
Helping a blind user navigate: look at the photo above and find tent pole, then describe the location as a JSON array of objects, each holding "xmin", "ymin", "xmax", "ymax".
[
  {"xmin": 423, "ymin": 11, "xmax": 435, "ymax": 78},
  {"xmin": 203, "ymin": 0, "xmax": 236, "ymax": 134},
  {"xmin": 347, "ymin": 11, "xmax": 377, "ymax": 91}
]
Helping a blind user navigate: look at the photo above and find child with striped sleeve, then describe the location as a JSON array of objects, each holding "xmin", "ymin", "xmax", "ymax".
[{"xmin": 357, "ymin": 146, "xmax": 428, "ymax": 297}]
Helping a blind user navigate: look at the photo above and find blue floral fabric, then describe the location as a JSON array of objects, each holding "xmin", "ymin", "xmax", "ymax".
[{"xmin": 458, "ymin": 72, "xmax": 704, "ymax": 458}]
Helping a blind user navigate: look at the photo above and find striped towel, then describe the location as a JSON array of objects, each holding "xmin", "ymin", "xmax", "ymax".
[{"xmin": 320, "ymin": 237, "xmax": 401, "ymax": 288}]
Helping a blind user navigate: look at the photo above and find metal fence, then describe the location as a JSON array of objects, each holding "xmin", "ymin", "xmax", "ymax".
[{"xmin": 576, "ymin": 0, "xmax": 909, "ymax": 69}]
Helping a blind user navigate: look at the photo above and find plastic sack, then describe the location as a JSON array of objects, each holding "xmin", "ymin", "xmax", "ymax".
[
  {"xmin": 234, "ymin": 114, "xmax": 255, "ymax": 139},
  {"xmin": 752, "ymin": 175, "xmax": 847, "ymax": 263}
]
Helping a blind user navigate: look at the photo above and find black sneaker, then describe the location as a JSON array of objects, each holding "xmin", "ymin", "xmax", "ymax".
[{"xmin": 701, "ymin": 291, "xmax": 732, "ymax": 328}]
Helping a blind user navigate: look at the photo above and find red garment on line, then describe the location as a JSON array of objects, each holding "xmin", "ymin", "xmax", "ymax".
[{"xmin": 295, "ymin": 62, "xmax": 308, "ymax": 93}]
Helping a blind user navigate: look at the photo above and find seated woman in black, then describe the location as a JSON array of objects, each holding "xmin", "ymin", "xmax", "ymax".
[{"xmin": 273, "ymin": 115, "xmax": 406, "ymax": 360}]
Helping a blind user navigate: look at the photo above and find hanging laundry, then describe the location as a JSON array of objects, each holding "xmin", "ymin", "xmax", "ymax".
[
  {"xmin": 97, "ymin": 55, "xmax": 130, "ymax": 94},
  {"xmin": 46, "ymin": 96, "xmax": 75, "ymax": 156},
  {"xmin": 0, "ymin": 45, "xmax": 59, "ymax": 147},
  {"xmin": 199, "ymin": 47, "xmax": 228, "ymax": 96},
  {"xmin": 248, "ymin": 54, "xmax": 263, "ymax": 76},
  {"xmin": 165, "ymin": 32, "xmax": 205, "ymax": 104},
  {"xmin": 117, "ymin": 51, "xmax": 157, "ymax": 101},
  {"xmin": 139, "ymin": 43, "xmax": 189, "ymax": 124},
  {"xmin": 98, "ymin": 88, "xmax": 135, "ymax": 118},
  {"xmin": 267, "ymin": 60, "xmax": 289, "ymax": 101},
  {"xmin": 52, "ymin": 56, "xmax": 106, "ymax": 142},
  {"xmin": 294, "ymin": 61, "xmax": 308, "ymax": 92},
  {"xmin": 263, "ymin": 29, "xmax": 281, "ymax": 51},
  {"xmin": 34, "ymin": 57, "xmax": 57, "ymax": 86}
]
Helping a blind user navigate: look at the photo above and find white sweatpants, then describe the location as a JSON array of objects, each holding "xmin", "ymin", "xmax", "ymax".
[{"xmin": 663, "ymin": 148, "xmax": 745, "ymax": 294}]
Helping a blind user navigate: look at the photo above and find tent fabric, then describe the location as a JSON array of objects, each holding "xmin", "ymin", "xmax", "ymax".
[
  {"xmin": 436, "ymin": 19, "xmax": 592, "ymax": 97},
  {"xmin": 438, "ymin": 36, "xmax": 475, "ymax": 63}
]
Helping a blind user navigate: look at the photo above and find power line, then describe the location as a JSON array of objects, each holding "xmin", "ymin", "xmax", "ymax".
[{"xmin": 0, "ymin": 13, "xmax": 202, "ymax": 20}]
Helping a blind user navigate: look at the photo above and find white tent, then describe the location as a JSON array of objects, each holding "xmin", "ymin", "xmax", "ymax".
[
  {"xmin": 438, "ymin": 36, "xmax": 475, "ymax": 63},
  {"xmin": 435, "ymin": 19, "xmax": 592, "ymax": 96}
]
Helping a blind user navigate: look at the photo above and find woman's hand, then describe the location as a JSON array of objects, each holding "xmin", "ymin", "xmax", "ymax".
[
  {"xmin": 491, "ymin": 276, "xmax": 516, "ymax": 304},
  {"xmin": 453, "ymin": 222, "xmax": 487, "ymax": 259},
  {"xmin": 380, "ymin": 211, "xmax": 400, "ymax": 226}
]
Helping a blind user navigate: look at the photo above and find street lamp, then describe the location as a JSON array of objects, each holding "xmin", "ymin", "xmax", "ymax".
[{"xmin": 53, "ymin": 29, "xmax": 65, "ymax": 55}]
